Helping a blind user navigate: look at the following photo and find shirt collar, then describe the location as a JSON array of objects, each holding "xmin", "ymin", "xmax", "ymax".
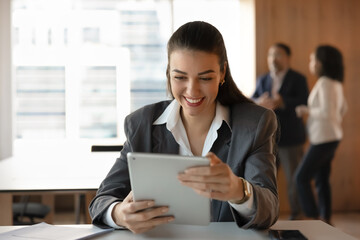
[{"xmin": 153, "ymin": 99, "xmax": 231, "ymax": 131}]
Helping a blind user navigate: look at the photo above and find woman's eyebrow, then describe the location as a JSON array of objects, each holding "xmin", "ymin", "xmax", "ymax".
[
  {"xmin": 172, "ymin": 69, "xmax": 215, "ymax": 75},
  {"xmin": 172, "ymin": 69, "xmax": 187, "ymax": 75},
  {"xmin": 198, "ymin": 70, "xmax": 215, "ymax": 75}
]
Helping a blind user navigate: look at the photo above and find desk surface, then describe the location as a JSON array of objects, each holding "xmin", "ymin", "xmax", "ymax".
[
  {"xmin": 0, "ymin": 221, "xmax": 357, "ymax": 240},
  {"xmin": 0, "ymin": 151, "xmax": 119, "ymax": 192}
]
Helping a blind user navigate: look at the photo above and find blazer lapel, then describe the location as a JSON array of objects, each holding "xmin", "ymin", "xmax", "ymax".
[
  {"xmin": 210, "ymin": 122, "xmax": 231, "ymax": 221},
  {"xmin": 152, "ymin": 124, "xmax": 179, "ymax": 154},
  {"xmin": 211, "ymin": 121, "xmax": 231, "ymax": 162}
]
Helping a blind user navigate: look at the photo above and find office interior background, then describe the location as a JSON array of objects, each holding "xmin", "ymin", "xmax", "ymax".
[{"xmin": 0, "ymin": 0, "xmax": 359, "ymax": 224}]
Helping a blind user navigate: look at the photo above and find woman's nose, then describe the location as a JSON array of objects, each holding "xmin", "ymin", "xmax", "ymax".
[{"xmin": 186, "ymin": 78, "xmax": 200, "ymax": 95}]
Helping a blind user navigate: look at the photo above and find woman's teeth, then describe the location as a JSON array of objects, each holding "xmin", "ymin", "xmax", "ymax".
[{"xmin": 186, "ymin": 98, "xmax": 201, "ymax": 103}]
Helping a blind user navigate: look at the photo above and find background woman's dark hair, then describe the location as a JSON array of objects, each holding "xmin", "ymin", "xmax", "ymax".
[
  {"xmin": 166, "ymin": 21, "xmax": 251, "ymax": 105},
  {"xmin": 315, "ymin": 45, "xmax": 344, "ymax": 82}
]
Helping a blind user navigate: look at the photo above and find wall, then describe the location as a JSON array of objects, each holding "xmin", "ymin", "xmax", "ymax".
[{"xmin": 255, "ymin": 0, "xmax": 360, "ymax": 212}]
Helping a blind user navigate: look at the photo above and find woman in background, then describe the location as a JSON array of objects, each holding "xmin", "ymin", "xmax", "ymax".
[{"xmin": 296, "ymin": 45, "xmax": 347, "ymax": 224}]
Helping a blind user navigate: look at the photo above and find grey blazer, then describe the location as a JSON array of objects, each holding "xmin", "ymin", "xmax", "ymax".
[{"xmin": 89, "ymin": 100, "xmax": 279, "ymax": 229}]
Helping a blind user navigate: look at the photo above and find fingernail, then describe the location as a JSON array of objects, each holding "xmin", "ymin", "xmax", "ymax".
[
  {"xmin": 162, "ymin": 207, "xmax": 169, "ymax": 213},
  {"xmin": 148, "ymin": 201, "xmax": 155, "ymax": 206},
  {"xmin": 168, "ymin": 217, "xmax": 175, "ymax": 222}
]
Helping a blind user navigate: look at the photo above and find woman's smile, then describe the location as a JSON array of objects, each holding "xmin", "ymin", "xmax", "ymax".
[{"xmin": 184, "ymin": 97, "xmax": 204, "ymax": 106}]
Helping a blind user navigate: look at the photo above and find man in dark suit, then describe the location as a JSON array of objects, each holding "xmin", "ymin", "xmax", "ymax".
[{"xmin": 252, "ymin": 43, "xmax": 309, "ymax": 220}]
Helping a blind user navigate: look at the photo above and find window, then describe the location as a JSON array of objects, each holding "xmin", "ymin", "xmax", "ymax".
[
  {"xmin": 79, "ymin": 66, "xmax": 117, "ymax": 138},
  {"xmin": 12, "ymin": 0, "xmax": 170, "ymax": 146},
  {"xmin": 83, "ymin": 28, "xmax": 100, "ymax": 43},
  {"xmin": 10, "ymin": 0, "xmax": 255, "ymax": 154},
  {"xmin": 48, "ymin": 29, "xmax": 52, "ymax": 45},
  {"xmin": 15, "ymin": 66, "xmax": 65, "ymax": 139}
]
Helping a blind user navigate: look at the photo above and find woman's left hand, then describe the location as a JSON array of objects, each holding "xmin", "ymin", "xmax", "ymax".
[{"xmin": 177, "ymin": 152, "xmax": 244, "ymax": 202}]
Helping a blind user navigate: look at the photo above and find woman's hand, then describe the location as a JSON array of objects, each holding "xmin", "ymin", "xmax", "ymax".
[
  {"xmin": 112, "ymin": 191, "xmax": 174, "ymax": 234},
  {"xmin": 177, "ymin": 152, "xmax": 244, "ymax": 203},
  {"xmin": 295, "ymin": 105, "xmax": 309, "ymax": 117}
]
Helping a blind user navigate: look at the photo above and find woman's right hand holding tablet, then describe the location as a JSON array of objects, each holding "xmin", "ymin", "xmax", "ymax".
[{"xmin": 111, "ymin": 191, "xmax": 175, "ymax": 234}]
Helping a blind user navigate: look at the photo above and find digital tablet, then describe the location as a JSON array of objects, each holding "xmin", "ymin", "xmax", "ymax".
[{"xmin": 127, "ymin": 152, "xmax": 211, "ymax": 225}]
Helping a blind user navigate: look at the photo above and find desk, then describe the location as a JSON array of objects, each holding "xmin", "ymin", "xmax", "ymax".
[
  {"xmin": 0, "ymin": 221, "xmax": 357, "ymax": 240},
  {"xmin": 0, "ymin": 150, "xmax": 119, "ymax": 225}
]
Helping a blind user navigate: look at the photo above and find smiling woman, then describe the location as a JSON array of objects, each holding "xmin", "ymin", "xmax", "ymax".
[{"xmin": 89, "ymin": 21, "xmax": 278, "ymax": 234}]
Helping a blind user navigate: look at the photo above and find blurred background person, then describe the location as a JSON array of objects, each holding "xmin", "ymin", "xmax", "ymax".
[
  {"xmin": 295, "ymin": 45, "xmax": 347, "ymax": 225},
  {"xmin": 252, "ymin": 43, "xmax": 309, "ymax": 220}
]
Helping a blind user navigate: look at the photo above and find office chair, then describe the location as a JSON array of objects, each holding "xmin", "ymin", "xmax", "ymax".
[
  {"xmin": 74, "ymin": 145, "xmax": 123, "ymax": 224},
  {"xmin": 13, "ymin": 195, "xmax": 51, "ymax": 225}
]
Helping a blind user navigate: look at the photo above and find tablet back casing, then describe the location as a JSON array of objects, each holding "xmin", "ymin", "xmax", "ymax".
[{"xmin": 127, "ymin": 152, "xmax": 210, "ymax": 225}]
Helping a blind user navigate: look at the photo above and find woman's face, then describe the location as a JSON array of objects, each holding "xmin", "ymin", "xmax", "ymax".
[
  {"xmin": 169, "ymin": 49, "xmax": 225, "ymax": 119},
  {"xmin": 309, "ymin": 52, "xmax": 321, "ymax": 76}
]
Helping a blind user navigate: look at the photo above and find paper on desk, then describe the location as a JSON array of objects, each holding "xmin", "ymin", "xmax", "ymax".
[{"xmin": 0, "ymin": 222, "xmax": 113, "ymax": 240}]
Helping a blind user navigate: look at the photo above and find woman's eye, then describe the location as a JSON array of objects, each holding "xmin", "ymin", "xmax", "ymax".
[
  {"xmin": 174, "ymin": 76, "xmax": 186, "ymax": 80},
  {"xmin": 200, "ymin": 77, "xmax": 212, "ymax": 81}
]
